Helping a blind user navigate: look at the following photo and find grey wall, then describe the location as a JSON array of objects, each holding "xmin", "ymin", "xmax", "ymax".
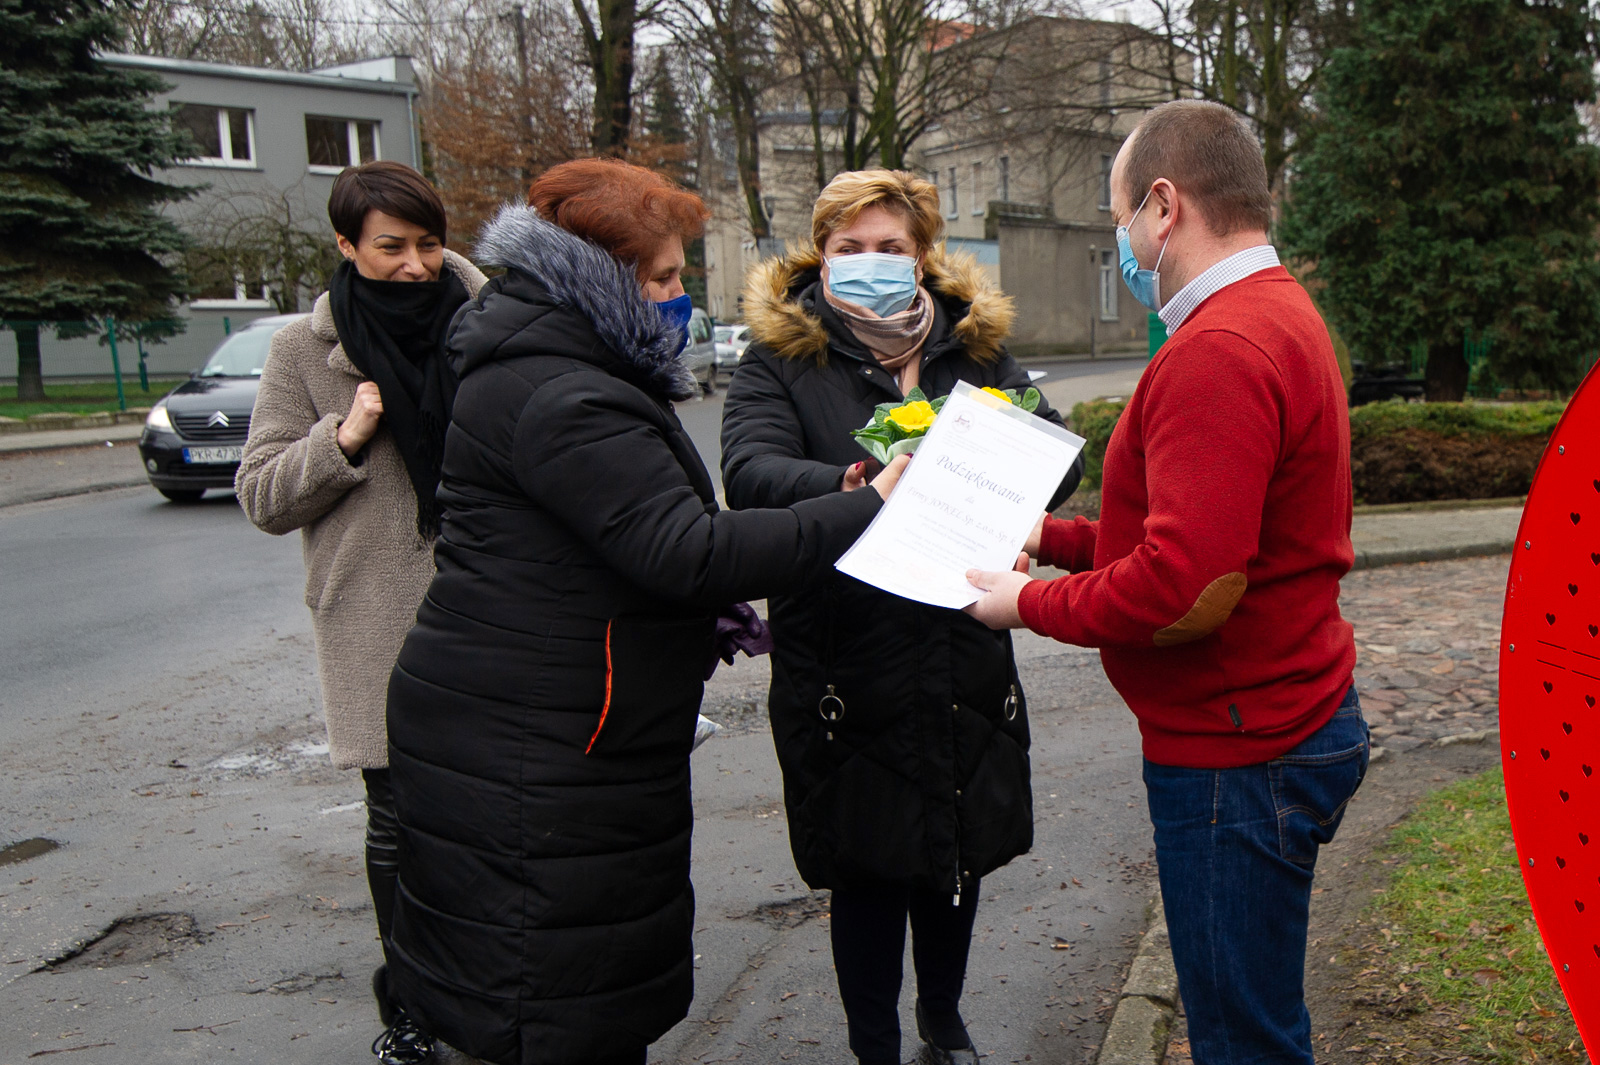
[
  {"xmin": 997, "ymin": 220, "xmax": 1147, "ymax": 356},
  {"xmin": 135, "ymin": 64, "xmax": 419, "ymax": 233}
]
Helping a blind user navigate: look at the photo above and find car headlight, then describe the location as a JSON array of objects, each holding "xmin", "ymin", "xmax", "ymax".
[{"xmin": 145, "ymin": 404, "xmax": 175, "ymax": 432}]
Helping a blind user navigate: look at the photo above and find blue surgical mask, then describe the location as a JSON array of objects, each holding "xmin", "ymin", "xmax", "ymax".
[
  {"xmin": 825, "ymin": 252, "xmax": 919, "ymax": 317},
  {"xmin": 654, "ymin": 293, "xmax": 694, "ymax": 355},
  {"xmin": 1116, "ymin": 188, "xmax": 1172, "ymax": 312}
]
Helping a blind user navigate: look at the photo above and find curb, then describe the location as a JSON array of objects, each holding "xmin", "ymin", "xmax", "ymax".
[
  {"xmin": 1095, "ymin": 893, "xmax": 1177, "ymax": 1065},
  {"xmin": 0, "ymin": 434, "xmax": 142, "ymax": 457},
  {"xmin": 1351, "ymin": 539, "xmax": 1513, "ymax": 570},
  {"xmin": 0, "ymin": 409, "xmax": 151, "ymax": 434}
]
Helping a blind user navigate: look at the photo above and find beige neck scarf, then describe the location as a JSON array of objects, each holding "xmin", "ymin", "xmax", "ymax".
[{"xmin": 821, "ymin": 262, "xmax": 936, "ymax": 395}]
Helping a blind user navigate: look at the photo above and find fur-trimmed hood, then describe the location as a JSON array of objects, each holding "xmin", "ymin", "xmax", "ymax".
[
  {"xmin": 742, "ymin": 244, "xmax": 1015, "ymax": 365},
  {"xmin": 461, "ymin": 203, "xmax": 698, "ymax": 401}
]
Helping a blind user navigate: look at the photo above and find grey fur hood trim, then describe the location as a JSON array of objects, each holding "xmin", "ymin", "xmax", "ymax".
[{"xmin": 472, "ymin": 203, "xmax": 698, "ymax": 401}]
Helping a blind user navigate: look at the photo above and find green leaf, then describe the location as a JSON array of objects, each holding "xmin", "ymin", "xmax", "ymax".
[
  {"xmin": 904, "ymin": 385, "xmax": 930, "ymax": 404},
  {"xmin": 888, "ymin": 436, "xmax": 924, "ymax": 458},
  {"xmin": 1021, "ymin": 387, "xmax": 1041, "ymax": 413},
  {"xmin": 856, "ymin": 437, "xmax": 894, "ymax": 464},
  {"xmin": 930, "ymin": 395, "xmax": 948, "ymax": 414}
]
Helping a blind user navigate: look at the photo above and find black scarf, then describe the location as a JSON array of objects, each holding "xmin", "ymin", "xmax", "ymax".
[{"xmin": 327, "ymin": 259, "xmax": 470, "ymax": 538}]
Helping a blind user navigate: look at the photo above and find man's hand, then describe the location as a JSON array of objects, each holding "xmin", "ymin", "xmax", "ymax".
[
  {"xmin": 337, "ymin": 381, "xmax": 384, "ymax": 457},
  {"xmin": 1025, "ymin": 511, "xmax": 1046, "ymax": 558},
  {"xmin": 869, "ymin": 454, "xmax": 911, "ymax": 500},
  {"xmin": 963, "ymin": 555, "xmax": 1034, "ymax": 630}
]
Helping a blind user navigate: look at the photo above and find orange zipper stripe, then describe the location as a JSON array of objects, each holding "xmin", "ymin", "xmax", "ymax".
[{"xmin": 585, "ymin": 619, "xmax": 614, "ymax": 755}]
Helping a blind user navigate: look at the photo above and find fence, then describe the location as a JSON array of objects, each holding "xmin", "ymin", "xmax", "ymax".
[{"xmin": 1, "ymin": 304, "xmax": 281, "ymax": 392}]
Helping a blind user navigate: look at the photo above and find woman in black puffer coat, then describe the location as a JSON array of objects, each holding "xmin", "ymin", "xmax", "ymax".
[
  {"xmin": 720, "ymin": 170, "xmax": 1082, "ymax": 1065},
  {"xmin": 383, "ymin": 161, "xmax": 905, "ymax": 1065}
]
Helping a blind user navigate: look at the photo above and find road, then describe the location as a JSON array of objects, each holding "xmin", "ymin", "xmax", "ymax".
[{"xmin": 0, "ymin": 377, "xmax": 1153, "ymax": 1063}]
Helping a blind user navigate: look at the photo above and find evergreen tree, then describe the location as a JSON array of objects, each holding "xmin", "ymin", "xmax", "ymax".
[
  {"xmin": 0, "ymin": 0, "xmax": 191, "ymax": 400},
  {"xmin": 644, "ymin": 54, "xmax": 690, "ymax": 148},
  {"xmin": 1279, "ymin": 0, "xmax": 1600, "ymax": 400}
]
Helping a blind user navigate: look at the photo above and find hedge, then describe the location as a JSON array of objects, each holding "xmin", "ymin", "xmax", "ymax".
[{"xmin": 1068, "ymin": 398, "xmax": 1565, "ymax": 503}]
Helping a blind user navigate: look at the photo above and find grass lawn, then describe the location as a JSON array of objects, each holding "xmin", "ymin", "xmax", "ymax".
[
  {"xmin": 1378, "ymin": 767, "xmax": 1585, "ymax": 1062},
  {"xmin": 0, "ymin": 379, "xmax": 186, "ymax": 420}
]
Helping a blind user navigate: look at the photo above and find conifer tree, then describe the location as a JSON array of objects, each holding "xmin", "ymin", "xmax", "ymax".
[
  {"xmin": 1280, "ymin": 0, "xmax": 1600, "ymax": 400},
  {"xmin": 0, "ymin": 0, "xmax": 190, "ymax": 400}
]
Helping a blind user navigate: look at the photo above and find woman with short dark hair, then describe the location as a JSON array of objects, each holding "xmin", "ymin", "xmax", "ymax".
[
  {"xmin": 383, "ymin": 158, "xmax": 907, "ymax": 1065},
  {"xmin": 236, "ymin": 160, "xmax": 487, "ymax": 1060}
]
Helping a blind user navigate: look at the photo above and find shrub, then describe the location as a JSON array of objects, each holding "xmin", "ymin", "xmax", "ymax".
[
  {"xmin": 1350, "ymin": 400, "xmax": 1562, "ymax": 505},
  {"xmin": 1068, "ymin": 397, "xmax": 1563, "ymax": 503},
  {"xmin": 1067, "ymin": 399, "xmax": 1128, "ymax": 489}
]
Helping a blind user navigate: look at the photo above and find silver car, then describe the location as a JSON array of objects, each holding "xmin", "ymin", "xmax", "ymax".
[
  {"xmin": 682, "ymin": 308, "xmax": 718, "ymax": 394},
  {"xmin": 713, "ymin": 324, "xmax": 751, "ymax": 374}
]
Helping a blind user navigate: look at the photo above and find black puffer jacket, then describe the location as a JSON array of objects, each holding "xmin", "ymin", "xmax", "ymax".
[
  {"xmin": 385, "ymin": 207, "xmax": 884, "ymax": 1065},
  {"xmin": 721, "ymin": 247, "xmax": 1081, "ymax": 898}
]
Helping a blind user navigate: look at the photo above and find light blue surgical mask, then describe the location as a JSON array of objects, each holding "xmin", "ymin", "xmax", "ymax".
[
  {"xmin": 655, "ymin": 293, "xmax": 694, "ymax": 355},
  {"xmin": 825, "ymin": 252, "xmax": 919, "ymax": 317},
  {"xmin": 1116, "ymin": 188, "xmax": 1172, "ymax": 312}
]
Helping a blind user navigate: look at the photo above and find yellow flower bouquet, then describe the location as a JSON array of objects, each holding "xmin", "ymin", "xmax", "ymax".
[{"xmin": 850, "ymin": 385, "xmax": 1042, "ymax": 463}]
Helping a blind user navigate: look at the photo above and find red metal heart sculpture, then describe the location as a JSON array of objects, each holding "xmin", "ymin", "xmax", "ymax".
[{"xmin": 1503, "ymin": 365, "xmax": 1600, "ymax": 1053}]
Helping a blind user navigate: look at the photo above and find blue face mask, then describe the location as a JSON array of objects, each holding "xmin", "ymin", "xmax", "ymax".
[
  {"xmin": 654, "ymin": 293, "xmax": 694, "ymax": 355},
  {"xmin": 825, "ymin": 252, "xmax": 919, "ymax": 317},
  {"xmin": 1116, "ymin": 188, "xmax": 1172, "ymax": 312}
]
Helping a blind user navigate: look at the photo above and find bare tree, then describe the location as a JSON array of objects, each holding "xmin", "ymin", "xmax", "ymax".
[
  {"xmin": 116, "ymin": 0, "xmax": 364, "ymax": 70},
  {"xmin": 1134, "ymin": 0, "xmax": 1356, "ymax": 197},
  {"xmin": 660, "ymin": 0, "xmax": 775, "ymax": 236},
  {"xmin": 187, "ymin": 183, "xmax": 343, "ymax": 312}
]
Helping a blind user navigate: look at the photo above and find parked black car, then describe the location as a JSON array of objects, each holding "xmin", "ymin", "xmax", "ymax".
[{"xmin": 138, "ymin": 313, "xmax": 308, "ymax": 502}]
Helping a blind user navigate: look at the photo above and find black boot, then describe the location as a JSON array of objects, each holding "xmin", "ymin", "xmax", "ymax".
[{"xmin": 914, "ymin": 999, "xmax": 978, "ymax": 1065}]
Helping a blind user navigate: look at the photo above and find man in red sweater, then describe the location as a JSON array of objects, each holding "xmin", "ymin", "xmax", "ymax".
[{"xmin": 966, "ymin": 100, "xmax": 1366, "ymax": 1065}]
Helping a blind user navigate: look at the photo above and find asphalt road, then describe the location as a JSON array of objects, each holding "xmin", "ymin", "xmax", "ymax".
[{"xmin": 0, "ymin": 400, "xmax": 1153, "ymax": 1063}]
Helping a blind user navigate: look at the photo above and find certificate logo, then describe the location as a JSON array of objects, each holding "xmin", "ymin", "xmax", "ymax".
[{"xmin": 952, "ymin": 412, "xmax": 974, "ymax": 433}]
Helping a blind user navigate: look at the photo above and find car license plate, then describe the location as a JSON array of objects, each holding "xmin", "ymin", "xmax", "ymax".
[{"xmin": 183, "ymin": 446, "xmax": 243, "ymax": 464}]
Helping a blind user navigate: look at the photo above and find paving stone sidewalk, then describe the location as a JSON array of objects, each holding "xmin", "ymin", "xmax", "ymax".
[{"xmin": 1344, "ymin": 552, "xmax": 1510, "ymax": 751}]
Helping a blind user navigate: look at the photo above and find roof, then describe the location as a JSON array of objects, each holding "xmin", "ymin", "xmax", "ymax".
[{"xmin": 100, "ymin": 53, "xmax": 418, "ymax": 97}]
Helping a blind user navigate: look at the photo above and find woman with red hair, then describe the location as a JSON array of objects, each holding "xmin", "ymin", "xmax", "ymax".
[{"xmin": 381, "ymin": 159, "xmax": 907, "ymax": 1065}]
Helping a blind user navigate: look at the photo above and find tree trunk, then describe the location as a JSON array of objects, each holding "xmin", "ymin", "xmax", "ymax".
[
  {"xmin": 1425, "ymin": 340, "xmax": 1468, "ymax": 402},
  {"xmin": 581, "ymin": 0, "xmax": 637, "ymax": 155},
  {"xmin": 15, "ymin": 323, "xmax": 45, "ymax": 401}
]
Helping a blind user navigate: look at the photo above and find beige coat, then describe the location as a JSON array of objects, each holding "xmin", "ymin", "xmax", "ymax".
[{"xmin": 236, "ymin": 250, "xmax": 488, "ymax": 770}]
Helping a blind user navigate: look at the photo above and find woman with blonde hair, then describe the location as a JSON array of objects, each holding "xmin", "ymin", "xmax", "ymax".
[{"xmin": 720, "ymin": 169, "xmax": 1082, "ymax": 1065}]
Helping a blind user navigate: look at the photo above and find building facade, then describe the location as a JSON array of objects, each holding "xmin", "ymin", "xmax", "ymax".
[
  {"xmin": 16, "ymin": 53, "xmax": 420, "ymax": 381},
  {"xmin": 701, "ymin": 15, "xmax": 1185, "ymax": 356}
]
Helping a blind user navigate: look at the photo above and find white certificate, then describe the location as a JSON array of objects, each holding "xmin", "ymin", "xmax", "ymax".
[{"xmin": 835, "ymin": 381, "xmax": 1086, "ymax": 609}]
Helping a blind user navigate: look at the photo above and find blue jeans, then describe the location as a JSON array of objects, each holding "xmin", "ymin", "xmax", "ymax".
[{"xmin": 1143, "ymin": 688, "xmax": 1369, "ymax": 1065}]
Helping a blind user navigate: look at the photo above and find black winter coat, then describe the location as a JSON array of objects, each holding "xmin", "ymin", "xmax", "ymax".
[
  {"xmin": 385, "ymin": 207, "xmax": 884, "ymax": 1065},
  {"xmin": 720, "ymin": 246, "xmax": 1082, "ymax": 899}
]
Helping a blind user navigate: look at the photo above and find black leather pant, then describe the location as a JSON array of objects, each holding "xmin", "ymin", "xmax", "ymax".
[{"xmin": 363, "ymin": 768, "xmax": 400, "ymax": 955}]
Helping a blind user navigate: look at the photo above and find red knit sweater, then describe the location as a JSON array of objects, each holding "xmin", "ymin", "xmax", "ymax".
[{"xmin": 1019, "ymin": 266, "xmax": 1356, "ymax": 768}]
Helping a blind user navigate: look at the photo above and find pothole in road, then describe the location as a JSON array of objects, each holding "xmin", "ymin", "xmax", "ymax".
[
  {"xmin": 737, "ymin": 892, "xmax": 832, "ymax": 929},
  {"xmin": 42, "ymin": 913, "xmax": 206, "ymax": 972},
  {"xmin": 0, "ymin": 837, "xmax": 60, "ymax": 867}
]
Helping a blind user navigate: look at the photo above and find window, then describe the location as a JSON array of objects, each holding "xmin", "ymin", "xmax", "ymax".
[
  {"xmin": 1099, "ymin": 153, "xmax": 1114, "ymax": 211},
  {"xmin": 971, "ymin": 161, "xmax": 985, "ymax": 215},
  {"xmin": 306, "ymin": 116, "xmax": 380, "ymax": 172},
  {"xmin": 946, "ymin": 167, "xmax": 959, "ymax": 218},
  {"xmin": 1099, "ymin": 248, "xmax": 1119, "ymax": 321},
  {"xmin": 998, "ymin": 156, "xmax": 1010, "ymax": 203},
  {"xmin": 173, "ymin": 104, "xmax": 255, "ymax": 167}
]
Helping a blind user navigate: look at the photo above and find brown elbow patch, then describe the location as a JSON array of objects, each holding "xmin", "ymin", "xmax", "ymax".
[{"xmin": 1153, "ymin": 572, "xmax": 1248, "ymax": 647}]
